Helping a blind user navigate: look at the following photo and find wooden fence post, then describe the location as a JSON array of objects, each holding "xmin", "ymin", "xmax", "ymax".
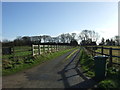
[
  {"xmin": 51, "ymin": 45, "xmax": 52, "ymax": 52},
  {"xmin": 53, "ymin": 45, "xmax": 54, "ymax": 52},
  {"xmin": 55, "ymin": 45, "xmax": 56, "ymax": 52},
  {"xmin": 58, "ymin": 45, "xmax": 59, "ymax": 51},
  {"xmin": 92, "ymin": 47, "xmax": 94, "ymax": 56},
  {"xmin": 53, "ymin": 45, "xmax": 55, "ymax": 52},
  {"xmin": 93, "ymin": 46, "xmax": 95, "ymax": 56},
  {"xmin": 52, "ymin": 45, "xmax": 54, "ymax": 52},
  {"xmin": 32, "ymin": 45, "xmax": 34, "ymax": 56},
  {"xmin": 38, "ymin": 44, "xmax": 40, "ymax": 55},
  {"xmin": 55, "ymin": 45, "xmax": 56, "ymax": 51},
  {"xmin": 13, "ymin": 46, "xmax": 15, "ymax": 61},
  {"xmin": 57, "ymin": 45, "xmax": 59, "ymax": 51},
  {"xmin": 55, "ymin": 45, "xmax": 57, "ymax": 52},
  {"xmin": 43, "ymin": 45, "xmax": 45, "ymax": 53},
  {"xmin": 101, "ymin": 46, "xmax": 103, "ymax": 55},
  {"xmin": 56, "ymin": 45, "xmax": 58, "ymax": 51},
  {"xmin": 45, "ymin": 45, "xmax": 48, "ymax": 53},
  {"xmin": 49, "ymin": 45, "xmax": 51, "ymax": 53},
  {"xmin": 40, "ymin": 45, "xmax": 42, "ymax": 54},
  {"xmin": 109, "ymin": 48, "xmax": 112, "ymax": 66},
  {"xmin": 48, "ymin": 45, "xmax": 49, "ymax": 52}
]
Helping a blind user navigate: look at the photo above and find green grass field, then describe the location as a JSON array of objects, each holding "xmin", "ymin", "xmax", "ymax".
[
  {"xmin": 2, "ymin": 46, "xmax": 32, "ymax": 70},
  {"xmin": 95, "ymin": 46, "xmax": 120, "ymax": 55},
  {"xmin": 3, "ymin": 46, "xmax": 32, "ymax": 58}
]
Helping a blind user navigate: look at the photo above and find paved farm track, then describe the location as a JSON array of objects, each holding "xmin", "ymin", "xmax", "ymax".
[{"xmin": 3, "ymin": 48, "xmax": 96, "ymax": 88}]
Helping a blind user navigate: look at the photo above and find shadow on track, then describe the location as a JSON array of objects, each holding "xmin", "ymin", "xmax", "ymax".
[{"xmin": 57, "ymin": 49, "xmax": 99, "ymax": 88}]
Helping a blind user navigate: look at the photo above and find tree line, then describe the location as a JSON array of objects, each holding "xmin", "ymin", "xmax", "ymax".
[
  {"xmin": 99, "ymin": 36, "xmax": 120, "ymax": 46},
  {"xmin": 2, "ymin": 30, "xmax": 120, "ymax": 46},
  {"xmin": 2, "ymin": 33, "xmax": 78, "ymax": 46}
]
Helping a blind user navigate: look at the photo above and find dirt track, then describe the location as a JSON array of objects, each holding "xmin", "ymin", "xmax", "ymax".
[{"xmin": 2, "ymin": 49, "xmax": 96, "ymax": 88}]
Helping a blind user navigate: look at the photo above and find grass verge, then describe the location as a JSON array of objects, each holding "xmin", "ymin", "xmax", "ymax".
[
  {"xmin": 65, "ymin": 48, "xmax": 79, "ymax": 60},
  {"xmin": 3, "ymin": 47, "xmax": 77, "ymax": 76},
  {"xmin": 79, "ymin": 47, "xmax": 95, "ymax": 77},
  {"xmin": 80, "ymin": 47, "xmax": 120, "ymax": 89}
]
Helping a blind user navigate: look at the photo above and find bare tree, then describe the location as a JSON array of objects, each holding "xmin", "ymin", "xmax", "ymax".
[
  {"xmin": 56, "ymin": 36, "xmax": 60, "ymax": 43},
  {"xmin": 71, "ymin": 33, "xmax": 76, "ymax": 40},
  {"xmin": 65, "ymin": 33, "xmax": 72, "ymax": 43},
  {"xmin": 78, "ymin": 30, "xmax": 99, "ymax": 42},
  {"xmin": 42, "ymin": 35, "xmax": 51, "ymax": 43},
  {"xmin": 38, "ymin": 36, "xmax": 42, "ymax": 43},
  {"xmin": 59, "ymin": 34, "xmax": 66, "ymax": 43},
  {"xmin": 114, "ymin": 35, "xmax": 120, "ymax": 45},
  {"xmin": 2, "ymin": 39, "xmax": 10, "ymax": 43},
  {"xmin": 101, "ymin": 37, "xmax": 105, "ymax": 45},
  {"xmin": 47, "ymin": 36, "xmax": 52, "ymax": 43},
  {"xmin": 78, "ymin": 30, "xmax": 88, "ymax": 41},
  {"xmin": 51, "ymin": 37, "xmax": 57, "ymax": 43}
]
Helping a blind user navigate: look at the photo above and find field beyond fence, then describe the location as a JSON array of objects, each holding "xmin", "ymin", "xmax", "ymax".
[
  {"xmin": 84, "ymin": 46, "xmax": 120, "ymax": 66},
  {"xmin": 2, "ymin": 44, "xmax": 74, "ymax": 70}
]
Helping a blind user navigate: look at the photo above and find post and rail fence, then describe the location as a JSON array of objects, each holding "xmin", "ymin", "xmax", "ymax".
[
  {"xmin": 84, "ymin": 46, "xmax": 120, "ymax": 66},
  {"xmin": 32, "ymin": 44, "xmax": 72, "ymax": 56},
  {"xmin": 2, "ymin": 44, "xmax": 74, "ymax": 61},
  {"xmin": 2, "ymin": 44, "xmax": 74, "ymax": 69}
]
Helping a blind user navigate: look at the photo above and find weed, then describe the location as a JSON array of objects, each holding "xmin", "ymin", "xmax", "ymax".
[{"xmin": 97, "ymin": 79, "xmax": 117, "ymax": 89}]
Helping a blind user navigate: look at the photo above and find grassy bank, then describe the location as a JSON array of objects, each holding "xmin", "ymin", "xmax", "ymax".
[
  {"xmin": 79, "ymin": 47, "xmax": 120, "ymax": 89},
  {"xmin": 3, "ymin": 47, "xmax": 77, "ymax": 76},
  {"xmin": 97, "ymin": 65, "xmax": 120, "ymax": 89},
  {"xmin": 79, "ymin": 48, "xmax": 95, "ymax": 77}
]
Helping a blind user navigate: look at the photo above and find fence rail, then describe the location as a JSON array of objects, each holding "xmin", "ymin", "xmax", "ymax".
[
  {"xmin": 2, "ymin": 45, "xmax": 74, "ymax": 58},
  {"xmin": 32, "ymin": 44, "xmax": 72, "ymax": 56},
  {"xmin": 2, "ymin": 46, "xmax": 32, "ymax": 60},
  {"xmin": 84, "ymin": 46, "xmax": 120, "ymax": 66},
  {"xmin": 2, "ymin": 44, "xmax": 74, "ymax": 69}
]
